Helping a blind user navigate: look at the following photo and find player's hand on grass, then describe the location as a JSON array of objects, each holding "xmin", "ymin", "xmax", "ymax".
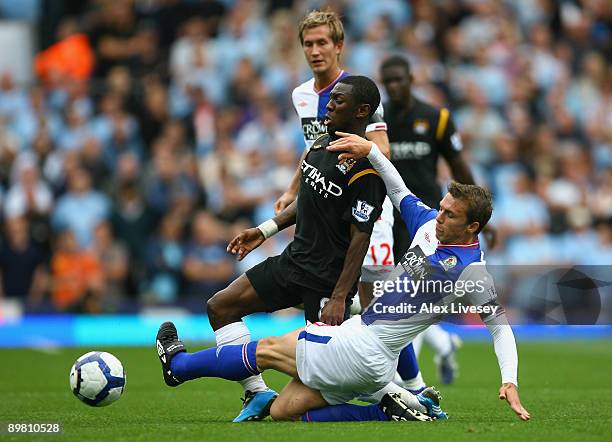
[
  {"xmin": 320, "ymin": 297, "xmax": 346, "ymax": 326},
  {"xmin": 274, "ymin": 191, "xmax": 296, "ymax": 215},
  {"xmin": 327, "ymin": 131, "xmax": 374, "ymax": 161},
  {"xmin": 227, "ymin": 228, "xmax": 265, "ymax": 261},
  {"xmin": 499, "ymin": 383, "xmax": 530, "ymax": 421}
]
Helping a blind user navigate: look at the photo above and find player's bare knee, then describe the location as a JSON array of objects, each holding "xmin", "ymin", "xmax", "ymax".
[
  {"xmin": 206, "ymin": 293, "xmax": 223, "ymax": 323},
  {"xmin": 207, "ymin": 289, "xmax": 240, "ymax": 328}
]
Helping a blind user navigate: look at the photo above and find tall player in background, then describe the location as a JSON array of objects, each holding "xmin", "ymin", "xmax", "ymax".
[
  {"xmin": 274, "ymin": 10, "xmax": 428, "ymax": 395},
  {"xmin": 379, "ymin": 55, "xmax": 485, "ymax": 384}
]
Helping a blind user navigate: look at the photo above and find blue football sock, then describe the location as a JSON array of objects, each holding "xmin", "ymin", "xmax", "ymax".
[
  {"xmin": 397, "ymin": 343, "xmax": 420, "ymax": 380},
  {"xmin": 302, "ymin": 404, "xmax": 388, "ymax": 422},
  {"xmin": 170, "ymin": 341, "xmax": 260, "ymax": 381}
]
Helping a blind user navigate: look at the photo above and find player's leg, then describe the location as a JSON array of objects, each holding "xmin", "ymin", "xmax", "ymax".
[
  {"xmin": 360, "ymin": 381, "xmax": 427, "ymax": 413},
  {"xmin": 254, "ymin": 329, "xmax": 301, "ymax": 376},
  {"xmin": 397, "ymin": 343, "xmax": 427, "ymax": 393},
  {"xmin": 412, "ymin": 329, "xmax": 425, "ymax": 356},
  {"xmin": 269, "ymin": 379, "xmax": 327, "ymax": 421},
  {"xmin": 208, "ymin": 254, "xmax": 303, "ymax": 421},
  {"xmin": 206, "ymin": 273, "xmax": 276, "ymax": 420},
  {"xmin": 361, "ymin": 382, "xmax": 448, "ymax": 420},
  {"xmin": 271, "ymin": 378, "xmax": 431, "ymax": 422},
  {"xmin": 423, "ymin": 324, "xmax": 462, "ymax": 384},
  {"xmin": 207, "ymin": 274, "xmax": 269, "ymax": 330},
  {"xmin": 156, "ymin": 323, "xmax": 301, "ymax": 382}
]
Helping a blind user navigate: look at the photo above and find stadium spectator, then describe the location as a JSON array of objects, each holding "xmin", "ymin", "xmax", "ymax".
[
  {"xmin": 143, "ymin": 212, "xmax": 185, "ymax": 304},
  {"xmin": 91, "ymin": 221, "xmax": 129, "ymax": 305},
  {"xmin": 52, "ymin": 167, "xmax": 110, "ymax": 248},
  {"xmin": 4, "ymin": 154, "xmax": 53, "ymax": 220},
  {"xmin": 50, "ymin": 229, "xmax": 104, "ymax": 313},
  {"xmin": 110, "ymin": 180, "xmax": 158, "ymax": 292},
  {"xmin": 0, "ymin": 216, "xmax": 47, "ymax": 303},
  {"xmin": 182, "ymin": 211, "xmax": 234, "ymax": 300}
]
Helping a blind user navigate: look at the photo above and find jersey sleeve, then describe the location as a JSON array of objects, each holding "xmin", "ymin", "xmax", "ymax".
[
  {"xmin": 460, "ymin": 263, "xmax": 506, "ymax": 324},
  {"xmin": 342, "ymin": 161, "xmax": 386, "ymax": 235},
  {"xmin": 436, "ymin": 108, "xmax": 463, "ymax": 160},
  {"xmin": 365, "ymin": 102, "xmax": 387, "ymax": 133},
  {"xmin": 398, "ymin": 194, "xmax": 437, "ymax": 239}
]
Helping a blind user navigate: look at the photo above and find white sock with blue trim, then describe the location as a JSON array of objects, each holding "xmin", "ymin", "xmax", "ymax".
[{"xmin": 215, "ymin": 322, "xmax": 268, "ymax": 393}]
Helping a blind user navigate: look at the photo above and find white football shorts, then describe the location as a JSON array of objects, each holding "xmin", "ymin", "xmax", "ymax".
[{"xmin": 296, "ymin": 315, "xmax": 398, "ymax": 404}]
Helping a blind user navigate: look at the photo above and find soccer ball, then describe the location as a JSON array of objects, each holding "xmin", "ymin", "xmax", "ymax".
[{"xmin": 69, "ymin": 351, "xmax": 126, "ymax": 407}]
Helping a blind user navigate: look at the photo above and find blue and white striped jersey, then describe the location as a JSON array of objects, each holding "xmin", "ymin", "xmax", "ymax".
[{"xmin": 291, "ymin": 71, "xmax": 387, "ymax": 149}]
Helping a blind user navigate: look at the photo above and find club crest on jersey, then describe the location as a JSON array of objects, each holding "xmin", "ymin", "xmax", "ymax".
[
  {"xmin": 352, "ymin": 200, "xmax": 374, "ymax": 222},
  {"xmin": 336, "ymin": 158, "xmax": 356, "ymax": 175},
  {"xmin": 413, "ymin": 119, "xmax": 429, "ymax": 134},
  {"xmin": 439, "ymin": 255, "xmax": 457, "ymax": 271}
]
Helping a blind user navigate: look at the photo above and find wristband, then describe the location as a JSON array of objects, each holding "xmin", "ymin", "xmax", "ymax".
[
  {"xmin": 369, "ymin": 142, "xmax": 380, "ymax": 156},
  {"xmin": 257, "ymin": 219, "xmax": 279, "ymax": 239}
]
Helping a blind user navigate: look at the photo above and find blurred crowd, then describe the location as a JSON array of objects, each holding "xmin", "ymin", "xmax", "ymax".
[{"xmin": 0, "ymin": 0, "xmax": 610, "ymax": 314}]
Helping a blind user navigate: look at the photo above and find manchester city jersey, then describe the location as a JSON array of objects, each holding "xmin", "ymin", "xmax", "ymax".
[{"xmin": 286, "ymin": 134, "xmax": 386, "ymax": 288}]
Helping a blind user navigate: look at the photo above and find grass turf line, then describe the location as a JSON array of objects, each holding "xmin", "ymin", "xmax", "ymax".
[{"xmin": 0, "ymin": 341, "xmax": 610, "ymax": 441}]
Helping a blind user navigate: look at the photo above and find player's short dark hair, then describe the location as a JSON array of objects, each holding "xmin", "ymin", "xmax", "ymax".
[
  {"xmin": 298, "ymin": 10, "xmax": 344, "ymax": 45},
  {"xmin": 338, "ymin": 75, "xmax": 380, "ymax": 118},
  {"xmin": 380, "ymin": 55, "xmax": 412, "ymax": 75},
  {"xmin": 447, "ymin": 182, "xmax": 493, "ymax": 234}
]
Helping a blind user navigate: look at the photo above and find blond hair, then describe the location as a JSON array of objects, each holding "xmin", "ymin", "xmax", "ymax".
[{"xmin": 298, "ymin": 10, "xmax": 344, "ymax": 45}]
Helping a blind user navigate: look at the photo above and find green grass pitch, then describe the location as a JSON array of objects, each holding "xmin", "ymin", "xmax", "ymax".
[{"xmin": 1, "ymin": 340, "xmax": 611, "ymax": 441}]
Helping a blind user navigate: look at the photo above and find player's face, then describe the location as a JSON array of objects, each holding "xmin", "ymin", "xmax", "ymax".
[
  {"xmin": 324, "ymin": 83, "xmax": 357, "ymax": 134},
  {"xmin": 301, "ymin": 25, "xmax": 343, "ymax": 75},
  {"xmin": 381, "ymin": 65, "xmax": 411, "ymax": 105},
  {"xmin": 435, "ymin": 193, "xmax": 477, "ymax": 244}
]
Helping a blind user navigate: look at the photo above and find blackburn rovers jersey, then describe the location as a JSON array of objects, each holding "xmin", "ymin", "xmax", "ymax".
[
  {"xmin": 361, "ymin": 194, "xmax": 502, "ymax": 355},
  {"xmin": 292, "ymin": 71, "xmax": 387, "ymax": 149}
]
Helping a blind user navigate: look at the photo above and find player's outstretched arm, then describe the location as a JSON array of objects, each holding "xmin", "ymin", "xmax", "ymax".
[
  {"xmin": 327, "ymin": 132, "xmax": 412, "ymax": 209},
  {"xmin": 485, "ymin": 315, "xmax": 530, "ymax": 421},
  {"xmin": 462, "ymin": 266, "xmax": 529, "ymax": 420},
  {"xmin": 228, "ymin": 200, "xmax": 298, "ymax": 261}
]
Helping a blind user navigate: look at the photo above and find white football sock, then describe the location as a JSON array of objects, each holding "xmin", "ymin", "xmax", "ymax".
[
  {"xmin": 412, "ymin": 332, "xmax": 424, "ymax": 357},
  {"xmin": 401, "ymin": 370, "xmax": 426, "ymax": 391},
  {"xmin": 423, "ymin": 325, "xmax": 452, "ymax": 357},
  {"xmin": 361, "ymin": 382, "xmax": 427, "ymax": 413},
  {"xmin": 214, "ymin": 322, "xmax": 268, "ymax": 393}
]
